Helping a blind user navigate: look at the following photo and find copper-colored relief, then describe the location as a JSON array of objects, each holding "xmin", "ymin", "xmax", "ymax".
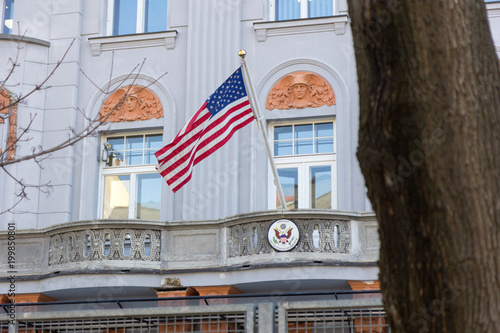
[
  {"xmin": 266, "ymin": 71, "xmax": 336, "ymax": 110},
  {"xmin": 99, "ymin": 85, "xmax": 163, "ymax": 123},
  {"xmin": 0, "ymin": 88, "xmax": 17, "ymax": 161}
]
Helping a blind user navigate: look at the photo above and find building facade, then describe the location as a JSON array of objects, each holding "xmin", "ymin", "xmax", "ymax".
[{"xmin": 0, "ymin": 0, "xmax": 499, "ymax": 331}]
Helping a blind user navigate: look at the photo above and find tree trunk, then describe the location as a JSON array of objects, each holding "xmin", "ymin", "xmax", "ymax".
[{"xmin": 347, "ymin": 0, "xmax": 500, "ymax": 331}]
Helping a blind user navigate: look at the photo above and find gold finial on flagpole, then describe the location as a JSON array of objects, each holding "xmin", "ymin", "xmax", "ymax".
[{"xmin": 238, "ymin": 50, "xmax": 246, "ymax": 58}]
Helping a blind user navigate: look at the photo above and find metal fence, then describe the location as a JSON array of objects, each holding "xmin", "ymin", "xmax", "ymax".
[
  {"xmin": 279, "ymin": 300, "xmax": 389, "ymax": 333},
  {"xmin": 0, "ymin": 299, "xmax": 388, "ymax": 333}
]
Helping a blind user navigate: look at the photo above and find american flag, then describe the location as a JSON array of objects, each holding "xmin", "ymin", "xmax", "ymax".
[{"xmin": 155, "ymin": 67, "xmax": 254, "ymax": 192}]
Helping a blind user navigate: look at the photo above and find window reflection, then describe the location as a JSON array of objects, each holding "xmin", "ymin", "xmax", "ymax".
[
  {"xmin": 103, "ymin": 175, "xmax": 130, "ymax": 219},
  {"xmin": 111, "ymin": 0, "xmax": 167, "ymax": 35},
  {"xmin": 2, "ymin": 0, "xmax": 14, "ymax": 34},
  {"xmin": 145, "ymin": 0, "xmax": 167, "ymax": 33},
  {"xmin": 308, "ymin": 0, "xmax": 333, "ymax": 18},
  {"xmin": 274, "ymin": 122, "xmax": 334, "ymax": 156},
  {"xmin": 136, "ymin": 173, "xmax": 161, "ymax": 220},
  {"xmin": 113, "ymin": 0, "xmax": 138, "ymax": 35},
  {"xmin": 310, "ymin": 166, "xmax": 331, "ymax": 209},
  {"xmin": 277, "ymin": 168, "xmax": 298, "ymax": 209},
  {"xmin": 102, "ymin": 133, "xmax": 162, "ymax": 220},
  {"xmin": 275, "ymin": 0, "xmax": 300, "ymax": 20}
]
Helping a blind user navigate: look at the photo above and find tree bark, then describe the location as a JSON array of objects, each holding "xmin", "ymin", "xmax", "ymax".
[{"xmin": 347, "ymin": 0, "xmax": 500, "ymax": 331}]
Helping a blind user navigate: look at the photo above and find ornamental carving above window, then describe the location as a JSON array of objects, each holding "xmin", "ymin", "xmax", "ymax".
[
  {"xmin": 99, "ymin": 85, "xmax": 163, "ymax": 123},
  {"xmin": 266, "ymin": 71, "xmax": 336, "ymax": 110},
  {"xmin": 0, "ymin": 88, "xmax": 17, "ymax": 161}
]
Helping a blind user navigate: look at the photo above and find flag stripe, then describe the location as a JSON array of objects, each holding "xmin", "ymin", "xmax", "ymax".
[
  {"xmin": 168, "ymin": 110, "xmax": 254, "ymax": 190},
  {"xmin": 157, "ymin": 98, "xmax": 250, "ymax": 176},
  {"xmin": 163, "ymin": 101, "xmax": 252, "ymax": 185},
  {"xmin": 170, "ymin": 112, "xmax": 254, "ymax": 192},
  {"xmin": 155, "ymin": 67, "xmax": 254, "ymax": 192},
  {"xmin": 155, "ymin": 107, "xmax": 211, "ymax": 159}
]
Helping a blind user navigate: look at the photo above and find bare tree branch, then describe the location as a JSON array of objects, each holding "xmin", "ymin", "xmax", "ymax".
[{"xmin": 0, "ymin": 36, "xmax": 168, "ymax": 215}]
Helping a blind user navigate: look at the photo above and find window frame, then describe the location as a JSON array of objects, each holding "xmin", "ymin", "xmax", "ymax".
[
  {"xmin": 98, "ymin": 131, "xmax": 163, "ymax": 220},
  {"xmin": 268, "ymin": 119, "xmax": 337, "ymax": 210},
  {"xmin": 106, "ymin": 0, "xmax": 168, "ymax": 36},
  {"xmin": 269, "ymin": 0, "xmax": 336, "ymax": 21}
]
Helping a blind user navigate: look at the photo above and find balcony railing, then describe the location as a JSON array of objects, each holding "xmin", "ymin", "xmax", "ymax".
[{"xmin": 1, "ymin": 210, "xmax": 379, "ymax": 276}]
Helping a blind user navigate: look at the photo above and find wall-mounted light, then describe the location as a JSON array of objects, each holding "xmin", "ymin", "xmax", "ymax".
[{"xmin": 101, "ymin": 142, "xmax": 112, "ymax": 166}]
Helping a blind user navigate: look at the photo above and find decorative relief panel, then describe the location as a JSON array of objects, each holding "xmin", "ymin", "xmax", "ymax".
[
  {"xmin": 266, "ymin": 72, "xmax": 335, "ymax": 110},
  {"xmin": 228, "ymin": 219, "xmax": 350, "ymax": 257},
  {"xmin": 0, "ymin": 88, "xmax": 17, "ymax": 161},
  {"xmin": 99, "ymin": 85, "xmax": 163, "ymax": 123},
  {"xmin": 49, "ymin": 229, "xmax": 161, "ymax": 265}
]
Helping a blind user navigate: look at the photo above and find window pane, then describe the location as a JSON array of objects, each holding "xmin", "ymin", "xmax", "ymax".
[
  {"xmin": 2, "ymin": 0, "xmax": 14, "ymax": 34},
  {"xmin": 136, "ymin": 173, "xmax": 161, "ymax": 220},
  {"xmin": 126, "ymin": 150, "xmax": 143, "ymax": 165},
  {"xmin": 145, "ymin": 150, "xmax": 157, "ymax": 164},
  {"xmin": 295, "ymin": 124, "xmax": 313, "ymax": 139},
  {"xmin": 113, "ymin": 0, "xmax": 138, "ymax": 35},
  {"xmin": 310, "ymin": 166, "xmax": 331, "ymax": 209},
  {"xmin": 126, "ymin": 135, "xmax": 143, "ymax": 150},
  {"xmin": 145, "ymin": 134, "xmax": 163, "ymax": 164},
  {"xmin": 277, "ymin": 168, "xmax": 298, "ymax": 209},
  {"xmin": 108, "ymin": 137, "xmax": 125, "ymax": 151},
  {"xmin": 146, "ymin": 134, "xmax": 163, "ymax": 149},
  {"xmin": 295, "ymin": 139, "xmax": 313, "ymax": 154},
  {"xmin": 274, "ymin": 125, "xmax": 292, "ymax": 141},
  {"xmin": 308, "ymin": 0, "xmax": 333, "ymax": 18},
  {"xmin": 315, "ymin": 138, "xmax": 334, "ymax": 153},
  {"xmin": 274, "ymin": 141, "xmax": 293, "ymax": 156},
  {"xmin": 275, "ymin": 0, "xmax": 300, "ymax": 20},
  {"xmin": 107, "ymin": 137, "xmax": 125, "ymax": 166},
  {"xmin": 315, "ymin": 122, "xmax": 333, "ymax": 137},
  {"xmin": 125, "ymin": 135, "xmax": 143, "ymax": 165},
  {"xmin": 103, "ymin": 175, "xmax": 130, "ymax": 219},
  {"xmin": 145, "ymin": 0, "xmax": 167, "ymax": 32}
]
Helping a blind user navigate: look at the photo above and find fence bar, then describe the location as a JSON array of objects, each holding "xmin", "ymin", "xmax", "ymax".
[{"xmin": 258, "ymin": 303, "xmax": 275, "ymax": 333}]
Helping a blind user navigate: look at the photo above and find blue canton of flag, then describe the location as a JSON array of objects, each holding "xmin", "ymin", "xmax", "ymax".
[{"xmin": 206, "ymin": 69, "xmax": 247, "ymax": 117}]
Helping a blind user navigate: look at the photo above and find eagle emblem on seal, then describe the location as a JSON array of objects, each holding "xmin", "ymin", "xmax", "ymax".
[
  {"xmin": 274, "ymin": 223, "xmax": 293, "ymax": 244},
  {"xmin": 268, "ymin": 219, "xmax": 300, "ymax": 251}
]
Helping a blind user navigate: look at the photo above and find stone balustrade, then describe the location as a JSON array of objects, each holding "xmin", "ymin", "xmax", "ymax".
[
  {"xmin": 0, "ymin": 211, "xmax": 380, "ymax": 276},
  {"xmin": 49, "ymin": 229, "xmax": 161, "ymax": 265},
  {"xmin": 228, "ymin": 219, "xmax": 350, "ymax": 257}
]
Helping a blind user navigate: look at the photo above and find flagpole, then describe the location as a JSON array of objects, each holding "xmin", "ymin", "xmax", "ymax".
[{"xmin": 238, "ymin": 50, "xmax": 289, "ymax": 211}]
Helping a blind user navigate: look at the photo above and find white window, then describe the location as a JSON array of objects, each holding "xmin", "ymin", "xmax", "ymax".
[
  {"xmin": 269, "ymin": 120, "xmax": 336, "ymax": 209},
  {"xmin": 100, "ymin": 132, "xmax": 163, "ymax": 220},
  {"xmin": 270, "ymin": 0, "xmax": 334, "ymax": 21},
  {"xmin": 1, "ymin": 0, "xmax": 14, "ymax": 34},
  {"xmin": 107, "ymin": 0, "xmax": 168, "ymax": 36}
]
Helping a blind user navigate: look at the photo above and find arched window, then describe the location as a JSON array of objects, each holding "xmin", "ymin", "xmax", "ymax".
[{"xmin": 101, "ymin": 132, "xmax": 163, "ymax": 220}]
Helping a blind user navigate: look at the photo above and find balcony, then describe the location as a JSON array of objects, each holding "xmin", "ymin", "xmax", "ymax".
[{"xmin": 0, "ymin": 210, "xmax": 380, "ymax": 294}]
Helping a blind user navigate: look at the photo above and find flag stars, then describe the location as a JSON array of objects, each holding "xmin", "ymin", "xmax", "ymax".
[{"xmin": 206, "ymin": 69, "xmax": 247, "ymax": 115}]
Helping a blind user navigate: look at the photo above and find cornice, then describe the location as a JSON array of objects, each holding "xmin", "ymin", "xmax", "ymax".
[
  {"xmin": 88, "ymin": 30, "xmax": 178, "ymax": 56},
  {"xmin": 253, "ymin": 15, "xmax": 349, "ymax": 42}
]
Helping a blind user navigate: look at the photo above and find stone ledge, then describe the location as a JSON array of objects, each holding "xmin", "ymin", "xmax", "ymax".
[
  {"xmin": 0, "ymin": 210, "xmax": 376, "ymax": 236},
  {"xmin": 88, "ymin": 30, "xmax": 178, "ymax": 56},
  {"xmin": 253, "ymin": 15, "xmax": 349, "ymax": 42},
  {"xmin": 0, "ymin": 261, "xmax": 378, "ymax": 282},
  {"xmin": 0, "ymin": 34, "xmax": 50, "ymax": 47}
]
